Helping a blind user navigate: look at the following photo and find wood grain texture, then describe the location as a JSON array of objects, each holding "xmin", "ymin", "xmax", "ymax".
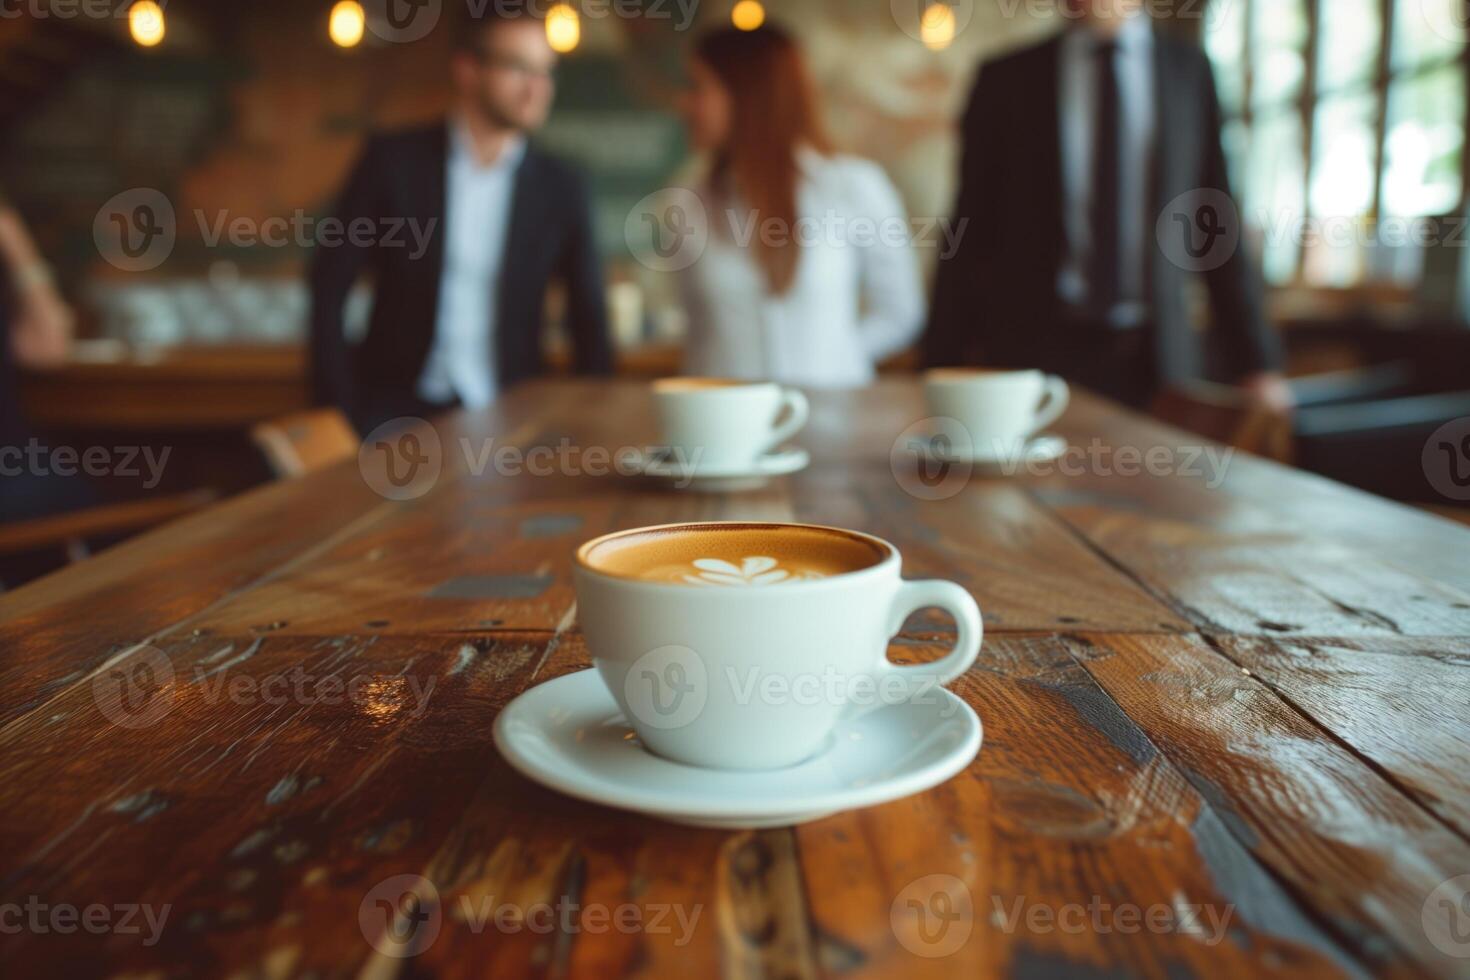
[
  {"xmin": 1070, "ymin": 632, "xmax": 1470, "ymax": 976},
  {"xmin": 1, "ymin": 378, "xmax": 1467, "ymax": 978},
  {"xmin": 0, "ymin": 633, "xmax": 1381, "ymax": 978},
  {"xmin": 1213, "ymin": 635, "xmax": 1470, "ymax": 839}
]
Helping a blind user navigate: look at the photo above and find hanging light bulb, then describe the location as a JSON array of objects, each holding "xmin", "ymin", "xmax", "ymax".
[
  {"xmin": 129, "ymin": 0, "xmax": 165, "ymax": 48},
  {"xmin": 329, "ymin": 1, "xmax": 366, "ymax": 48},
  {"xmin": 731, "ymin": 0, "xmax": 765, "ymax": 31},
  {"xmin": 546, "ymin": 3, "xmax": 580, "ymax": 54},
  {"xmin": 920, "ymin": 2, "xmax": 956, "ymax": 51}
]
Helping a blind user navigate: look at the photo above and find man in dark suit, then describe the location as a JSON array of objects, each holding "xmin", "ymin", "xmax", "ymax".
[
  {"xmin": 924, "ymin": 0, "xmax": 1292, "ymax": 411},
  {"xmin": 310, "ymin": 9, "xmax": 612, "ymax": 431}
]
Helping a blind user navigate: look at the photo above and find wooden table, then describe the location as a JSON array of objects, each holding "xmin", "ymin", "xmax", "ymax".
[{"xmin": 2, "ymin": 379, "xmax": 1468, "ymax": 978}]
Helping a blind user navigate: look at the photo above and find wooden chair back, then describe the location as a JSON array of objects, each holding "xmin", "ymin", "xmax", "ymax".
[
  {"xmin": 251, "ymin": 409, "xmax": 359, "ymax": 478},
  {"xmin": 1150, "ymin": 382, "xmax": 1294, "ymax": 465}
]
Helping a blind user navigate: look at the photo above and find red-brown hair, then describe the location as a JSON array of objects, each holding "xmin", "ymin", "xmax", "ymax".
[{"xmin": 694, "ymin": 25, "xmax": 831, "ymax": 294}]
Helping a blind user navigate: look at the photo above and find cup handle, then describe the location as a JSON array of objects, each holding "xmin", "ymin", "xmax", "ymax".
[
  {"xmin": 763, "ymin": 389, "xmax": 809, "ymax": 453},
  {"xmin": 843, "ymin": 580, "xmax": 983, "ymax": 721},
  {"xmin": 1029, "ymin": 375, "xmax": 1070, "ymax": 434}
]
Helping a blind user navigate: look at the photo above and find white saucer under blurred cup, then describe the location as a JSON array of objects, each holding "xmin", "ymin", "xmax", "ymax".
[
  {"xmin": 652, "ymin": 378, "xmax": 808, "ymax": 471},
  {"xmin": 923, "ymin": 369, "xmax": 1070, "ymax": 457}
]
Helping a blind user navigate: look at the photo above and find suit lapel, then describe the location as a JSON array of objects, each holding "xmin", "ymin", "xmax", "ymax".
[
  {"xmin": 420, "ymin": 122, "xmax": 449, "ymax": 284},
  {"xmin": 500, "ymin": 147, "xmax": 540, "ymax": 310},
  {"xmin": 1150, "ymin": 32, "xmax": 1184, "ymax": 218},
  {"xmin": 1037, "ymin": 34, "xmax": 1067, "ymax": 268},
  {"xmin": 496, "ymin": 146, "xmax": 546, "ymax": 376}
]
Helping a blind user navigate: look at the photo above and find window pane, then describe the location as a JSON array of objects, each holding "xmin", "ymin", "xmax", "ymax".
[
  {"xmin": 1205, "ymin": 0, "xmax": 1248, "ymax": 115},
  {"xmin": 1382, "ymin": 63, "xmax": 1466, "ymax": 218},
  {"xmin": 1252, "ymin": 0, "xmax": 1310, "ymax": 107},
  {"xmin": 1393, "ymin": 0, "xmax": 1465, "ymax": 69},
  {"xmin": 1317, "ymin": 0, "xmax": 1382, "ymax": 92},
  {"xmin": 1306, "ymin": 92, "xmax": 1380, "ymax": 285},
  {"xmin": 1311, "ymin": 92, "xmax": 1379, "ymax": 218},
  {"xmin": 1241, "ymin": 112, "xmax": 1306, "ymax": 284}
]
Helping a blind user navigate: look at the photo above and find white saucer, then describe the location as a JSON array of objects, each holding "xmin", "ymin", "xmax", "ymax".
[
  {"xmin": 629, "ymin": 447, "xmax": 810, "ymax": 492},
  {"xmin": 493, "ymin": 669, "xmax": 982, "ymax": 829},
  {"xmin": 913, "ymin": 433, "xmax": 1067, "ymax": 474}
]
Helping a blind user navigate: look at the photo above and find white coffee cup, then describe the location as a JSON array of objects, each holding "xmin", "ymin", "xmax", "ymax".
[
  {"xmin": 923, "ymin": 369, "xmax": 1070, "ymax": 456},
  {"xmin": 652, "ymin": 378, "xmax": 808, "ymax": 471},
  {"xmin": 574, "ymin": 521, "xmax": 983, "ymax": 771}
]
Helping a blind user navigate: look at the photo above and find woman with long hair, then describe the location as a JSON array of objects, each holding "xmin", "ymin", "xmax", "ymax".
[{"xmin": 675, "ymin": 25, "xmax": 924, "ymax": 387}]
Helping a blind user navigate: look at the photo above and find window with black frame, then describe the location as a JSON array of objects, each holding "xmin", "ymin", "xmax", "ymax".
[{"xmin": 1204, "ymin": 0, "xmax": 1466, "ymax": 290}]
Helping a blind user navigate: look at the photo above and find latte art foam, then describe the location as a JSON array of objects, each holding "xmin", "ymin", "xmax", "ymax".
[
  {"xmin": 579, "ymin": 523, "xmax": 888, "ymax": 586},
  {"xmin": 681, "ymin": 556, "xmax": 825, "ymax": 587}
]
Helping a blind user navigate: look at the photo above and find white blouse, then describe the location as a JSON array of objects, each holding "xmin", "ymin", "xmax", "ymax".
[{"xmin": 679, "ymin": 151, "xmax": 925, "ymax": 389}]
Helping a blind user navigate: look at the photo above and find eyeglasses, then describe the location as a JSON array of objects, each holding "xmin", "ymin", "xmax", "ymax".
[{"xmin": 475, "ymin": 49, "xmax": 556, "ymax": 82}]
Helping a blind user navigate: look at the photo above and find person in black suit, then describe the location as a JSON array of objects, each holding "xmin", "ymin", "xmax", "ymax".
[
  {"xmin": 310, "ymin": 8, "xmax": 612, "ymax": 431},
  {"xmin": 925, "ymin": 0, "xmax": 1292, "ymax": 411}
]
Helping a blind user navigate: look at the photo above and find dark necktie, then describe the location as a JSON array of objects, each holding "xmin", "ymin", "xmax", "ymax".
[{"xmin": 1089, "ymin": 39, "xmax": 1122, "ymax": 317}]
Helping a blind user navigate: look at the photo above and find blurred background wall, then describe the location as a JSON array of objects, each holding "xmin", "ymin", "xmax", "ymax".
[{"xmin": 1, "ymin": 0, "xmax": 1057, "ymax": 347}]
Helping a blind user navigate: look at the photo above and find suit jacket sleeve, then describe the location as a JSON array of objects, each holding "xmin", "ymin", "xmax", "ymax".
[
  {"xmin": 557, "ymin": 170, "xmax": 613, "ymax": 375},
  {"xmin": 308, "ymin": 137, "xmax": 384, "ymax": 411},
  {"xmin": 1196, "ymin": 52, "xmax": 1283, "ymax": 377},
  {"xmin": 924, "ymin": 64, "xmax": 999, "ymax": 368}
]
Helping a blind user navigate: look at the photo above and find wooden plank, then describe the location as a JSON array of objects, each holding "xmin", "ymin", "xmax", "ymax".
[
  {"xmin": 0, "ymin": 384, "xmax": 575, "ymax": 726},
  {"xmin": 790, "ymin": 466, "xmax": 1191, "ymax": 634},
  {"xmin": 1071, "ymin": 631, "xmax": 1470, "ymax": 976},
  {"xmin": 0, "ymin": 631, "xmax": 1371, "ymax": 978},
  {"xmin": 0, "ymin": 489, "xmax": 216, "ymax": 556},
  {"xmin": 1056, "ymin": 393, "xmax": 1470, "ymax": 593},
  {"xmin": 3, "ymin": 378, "xmax": 1466, "ymax": 978},
  {"xmin": 161, "ymin": 381, "xmax": 1188, "ymax": 639},
  {"xmin": 1036, "ymin": 479, "xmax": 1470, "ymax": 637},
  {"xmin": 0, "ymin": 462, "xmax": 387, "ymax": 728},
  {"xmin": 794, "ymin": 632, "xmax": 1382, "ymax": 979},
  {"xmin": 1215, "ymin": 635, "xmax": 1470, "ymax": 839}
]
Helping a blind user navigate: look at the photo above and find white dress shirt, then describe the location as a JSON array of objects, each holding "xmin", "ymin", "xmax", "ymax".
[
  {"xmin": 679, "ymin": 151, "xmax": 925, "ymax": 388},
  {"xmin": 416, "ymin": 122, "xmax": 525, "ymax": 409},
  {"xmin": 1057, "ymin": 16, "xmax": 1156, "ymax": 325}
]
